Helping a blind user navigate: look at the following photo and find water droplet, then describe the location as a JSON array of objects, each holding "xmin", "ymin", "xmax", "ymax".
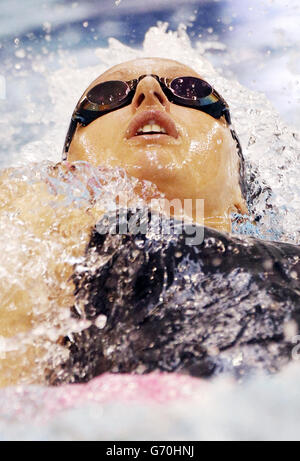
[
  {"xmin": 283, "ymin": 320, "xmax": 298, "ymax": 340},
  {"xmin": 15, "ymin": 49, "xmax": 26, "ymax": 59},
  {"xmin": 95, "ymin": 315, "xmax": 107, "ymax": 329},
  {"xmin": 42, "ymin": 22, "xmax": 51, "ymax": 33}
]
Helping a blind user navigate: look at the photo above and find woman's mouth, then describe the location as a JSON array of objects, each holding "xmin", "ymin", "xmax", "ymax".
[
  {"xmin": 125, "ymin": 110, "xmax": 179, "ymax": 140},
  {"xmin": 136, "ymin": 122, "xmax": 167, "ymax": 135}
]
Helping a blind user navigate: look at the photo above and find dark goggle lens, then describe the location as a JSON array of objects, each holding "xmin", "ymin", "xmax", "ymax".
[
  {"xmin": 87, "ymin": 81, "xmax": 129, "ymax": 106},
  {"xmin": 170, "ymin": 77, "xmax": 212, "ymax": 100}
]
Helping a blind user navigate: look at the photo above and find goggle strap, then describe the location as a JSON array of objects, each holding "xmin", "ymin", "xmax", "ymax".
[
  {"xmin": 63, "ymin": 118, "xmax": 78, "ymax": 156},
  {"xmin": 230, "ymin": 128, "xmax": 247, "ymax": 201}
]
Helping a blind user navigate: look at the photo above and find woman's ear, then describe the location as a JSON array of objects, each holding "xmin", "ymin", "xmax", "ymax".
[
  {"xmin": 234, "ymin": 196, "xmax": 248, "ymax": 215},
  {"xmin": 228, "ymin": 183, "xmax": 248, "ymax": 218}
]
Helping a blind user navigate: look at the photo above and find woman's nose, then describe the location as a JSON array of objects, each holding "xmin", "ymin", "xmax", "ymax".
[{"xmin": 131, "ymin": 76, "xmax": 170, "ymax": 112}]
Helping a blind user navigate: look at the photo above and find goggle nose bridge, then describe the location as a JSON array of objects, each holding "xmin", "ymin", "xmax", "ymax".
[
  {"xmin": 128, "ymin": 74, "xmax": 168, "ymax": 91},
  {"xmin": 137, "ymin": 74, "xmax": 159, "ymax": 83}
]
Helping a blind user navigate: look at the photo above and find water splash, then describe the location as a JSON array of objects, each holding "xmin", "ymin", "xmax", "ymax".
[{"xmin": 0, "ymin": 23, "xmax": 300, "ymax": 386}]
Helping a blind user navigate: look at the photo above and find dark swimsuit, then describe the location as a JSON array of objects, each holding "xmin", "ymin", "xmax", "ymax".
[{"xmin": 49, "ymin": 209, "xmax": 300, "ymax": 384}]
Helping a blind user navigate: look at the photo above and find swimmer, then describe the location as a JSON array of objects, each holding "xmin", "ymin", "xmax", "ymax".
[
  {"xmin": 0, "ymin": 57, "xmax": 261, "ymax": 386},
  {"xmin": 50, "ymin": 58, "xmax": 300, "ymax": 384},
  {"xmin": 1, "ymin": 58, "xmax": 298, "ymax": 386}
]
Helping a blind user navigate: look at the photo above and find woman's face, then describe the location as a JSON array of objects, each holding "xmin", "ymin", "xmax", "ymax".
[{"xmin": 67, "ymin": 58, "xmax": 247, "ymax": 231}]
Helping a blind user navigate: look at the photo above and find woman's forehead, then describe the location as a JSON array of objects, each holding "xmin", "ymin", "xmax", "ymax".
[{"xmin": 88, "ymin": 58, "xmax": 202, "ymax": 89}]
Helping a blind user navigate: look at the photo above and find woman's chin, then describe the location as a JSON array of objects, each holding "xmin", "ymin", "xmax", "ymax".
[{"xmin": 128, "ymin": 163, "xmax": 182, "ymax": 193}]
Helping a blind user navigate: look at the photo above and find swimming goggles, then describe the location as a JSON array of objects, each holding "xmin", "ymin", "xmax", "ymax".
[{"xmin": 63, "ymin": 74, "xmax": 231, "ymax": 155}]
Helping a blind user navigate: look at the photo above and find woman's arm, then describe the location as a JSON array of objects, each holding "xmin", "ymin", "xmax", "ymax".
[{"xmin": 0, "ymin": 165, "xmax": 104, "ymax": 386}]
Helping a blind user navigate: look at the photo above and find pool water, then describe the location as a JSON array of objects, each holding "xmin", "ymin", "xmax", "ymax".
[{"xmin": 0, "ymin": 0, "xmax": 300, "ymax": 441}]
